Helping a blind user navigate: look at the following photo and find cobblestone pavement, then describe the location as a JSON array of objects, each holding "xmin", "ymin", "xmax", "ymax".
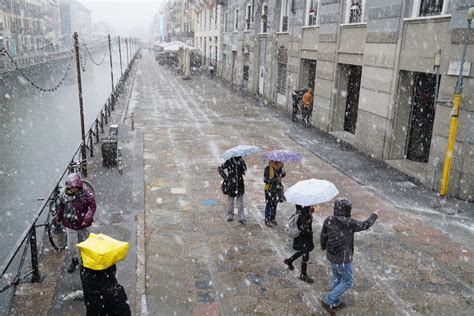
[{"xmin": 133, "ymin": 54, "xmax": 473, "ymax": 315}]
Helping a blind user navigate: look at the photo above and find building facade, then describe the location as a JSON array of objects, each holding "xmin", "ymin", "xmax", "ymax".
[
  {"xmin": 150, "ymin": 13, "xmax": 162, "ymax": 44},
  {"xmin": 211, "ymin": 0, "xmax": 473, "ymax": 200},
  {"xmin": 192, "ymin": 0, "xmax": 221, "ymax": 69},
  {"xmin": 59, "ymin": 0, "xmax": 91, "ymax": 38},
  {"xmin": 164, "ymin": 0, "xmax": 194, "ymax": 45},
  {"xmin": 311, "ymin": 0, "xmax": 473, "ymax": 200},
  {"xmin": 0, "ymin": 0, "xmax": 61, "ymax": 56}
]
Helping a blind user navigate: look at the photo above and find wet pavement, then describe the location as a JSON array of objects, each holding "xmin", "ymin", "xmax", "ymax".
[
  {"xmin": 9, "ymin": 53, "xmax": 474, "ymax": 315},
  {"xmin": 133, "ymin": 55, "xmax": 473, "ymax": 315}
]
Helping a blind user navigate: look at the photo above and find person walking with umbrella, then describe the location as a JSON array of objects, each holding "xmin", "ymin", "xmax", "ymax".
[
  {"xmin": 263, "ymin": 160, "xmax": 286, "ymax": 226},
  {"xmin": 218, "ymin": 156, "xmax": 247, "ymax": 224},
  {"xmin": 262, "ymin": 150, "xmax": 302, "ymax": 226},
  {"xmin": 283, "ymin": 178, "xmax": 340, "ymax": 284},
  {"xmin": 283, "ymin": 204, "xmax": 315, "ymax": 283},
  {"xmin": 320, "ymin": 198, "xmax": 379, "ymax": 313}
]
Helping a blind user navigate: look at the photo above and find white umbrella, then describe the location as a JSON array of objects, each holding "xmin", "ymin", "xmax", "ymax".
[
  {"xmin": 221, "ymin": 145, "xmax": 261, "ymax": 161},
  {"xmin": 284, "ymin": 179, "xmax": 339, "ymax": 206},
  {"xmin": 164, "ymin": 43, "xmax": 199, "ymax": 52},
  {"xmin": 155, "ymin": 41, "xmax": 185, "ymax": 48}
]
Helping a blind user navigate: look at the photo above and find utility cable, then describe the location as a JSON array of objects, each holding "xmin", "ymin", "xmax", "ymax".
[
  {"xmin": 84, "ymin": 44, "xmax": 108, "ymax": 66},
  {"xmin": 0, "ymin": 48, "xmax": 74, "ymax": 92}
]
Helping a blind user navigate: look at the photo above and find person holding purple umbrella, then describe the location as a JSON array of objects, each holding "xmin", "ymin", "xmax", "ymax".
[{"xmin": 263, "ymin": 160, "xmax": 286, "ymax": 227}]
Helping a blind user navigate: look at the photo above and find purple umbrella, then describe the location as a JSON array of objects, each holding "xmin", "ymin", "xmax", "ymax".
[{"xmin": 263, "ymin": 150, "xmax": 303, "ymax": 163}]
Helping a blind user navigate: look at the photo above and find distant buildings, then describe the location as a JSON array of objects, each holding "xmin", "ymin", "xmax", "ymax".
[
  {"xmin": 192, "ymin": 0, "xmax": 220, "ymax": 69},
  {"xmin": 157, "ymin": 0, "xmax": 194, "ymax": 45},
  {"xmin": 0, "ymin": 0, "xmax": 98, "ymax": 56},
  {"xmin": 59, "ymin": 0, "xmax": 91, "ymax": 38},
  {"xmin": 0, "ymin": 0, "xmax": 61, "ymax": 56},
  {"xmin": 150, "ymin": 13, "xmax": 164, "ymax": 44}
]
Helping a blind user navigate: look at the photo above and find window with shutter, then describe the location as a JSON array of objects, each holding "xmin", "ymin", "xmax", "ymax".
[{"xmin": 277, "ymin": 64, "xmax": 287, "ymax": 95}]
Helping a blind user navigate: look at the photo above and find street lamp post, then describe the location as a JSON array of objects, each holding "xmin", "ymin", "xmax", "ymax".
[{"xmin": 439, "ymin": 7, "xmax": 474, "ymax": 197}]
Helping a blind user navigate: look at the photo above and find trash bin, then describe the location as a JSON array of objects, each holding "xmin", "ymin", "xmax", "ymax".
[{"xmin": 101, "ymin": 138, "xmax": 117, "ymax": 167}]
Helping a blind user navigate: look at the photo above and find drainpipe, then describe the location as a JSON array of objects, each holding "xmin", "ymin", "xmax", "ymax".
[
  {"xmin": 328, "ymin": 0, "xmax": 345, "ymax": 133},
  {"xmin": 383, "ymin": 0, "xmax": 407, "ymax": 160}
]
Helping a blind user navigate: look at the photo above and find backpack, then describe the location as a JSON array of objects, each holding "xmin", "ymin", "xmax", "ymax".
[{"xmin": 285, "ymin": 211, "xmax": 300, "ymax": 238}]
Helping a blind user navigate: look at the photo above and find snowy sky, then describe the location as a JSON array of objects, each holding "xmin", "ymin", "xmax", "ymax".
[{"xmin": 79, "ymin": 0, "xmax": 165, "ymax": 40}]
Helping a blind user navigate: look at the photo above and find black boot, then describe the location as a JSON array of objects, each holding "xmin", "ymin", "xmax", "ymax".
[
  {"xmin": 68, "ymin": 258, "xmax": 79, "ymax": 273},
  {"xmin": 299, "ymin": 262, "xmax": 314, "ymax": 283},
  {"xmin": 283, "ymin": 258, "xmax": 295, "ymax": 270}
]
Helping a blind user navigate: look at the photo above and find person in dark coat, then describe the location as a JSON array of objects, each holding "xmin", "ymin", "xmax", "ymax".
[
  {"xmin": 320, "ymin": 198, "xmax": 378, "ymax": 313},
  {"xmin": 218, "ymin": 156, "xmax": 247, "ymax": 224},
  {"xmin": 263, "ymin": 160, "xmax": 286, "ymax": 226},
  {"xmin": 56, "ymin": 173, "xmax": 96, "ymax": 273},
  {"xmin": 80, "ymin": 264, "xmax": 131, "ymax": 315},
  {"xmin": 283, "ymin": 205, "xmax": 315, "ymax": 283}
]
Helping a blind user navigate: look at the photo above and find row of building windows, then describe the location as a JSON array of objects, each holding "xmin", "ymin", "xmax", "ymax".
[
  {"xmin": 2, "ymin": 15, "xmax": 43, "ymax": 34},
  {"xmin": 196, "ymin": 5, "xmax": 218, "ymax": 32},
  {"xmin": 220, "ymin": 0, "xmax": 450, "ymax": 34},
  {"xmin": 196, "ymin": 36, "xmax": 218, "ymax": 60}
]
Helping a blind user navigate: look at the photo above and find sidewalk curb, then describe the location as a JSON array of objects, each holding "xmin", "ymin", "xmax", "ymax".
[{"xmin": 136, "ymin": 212, "xmax": 146, "ymax": 316}]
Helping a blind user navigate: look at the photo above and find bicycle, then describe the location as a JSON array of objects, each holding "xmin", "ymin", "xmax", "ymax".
[
  {"xmin": 291, "ymin": 88, "xmax": 307, "ymax": 122},
  {"xmin": 46, "ymin": 184, "xmax": 67, "ymax": 251},
  {"xmin": 46, "ymin": 160, "xmax": 94, "ymax": 251}
]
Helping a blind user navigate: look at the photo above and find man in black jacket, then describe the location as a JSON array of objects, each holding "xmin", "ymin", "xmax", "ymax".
[{"xmin": 320, "ymin": 198, "xmax": 378, "ymax": 313}]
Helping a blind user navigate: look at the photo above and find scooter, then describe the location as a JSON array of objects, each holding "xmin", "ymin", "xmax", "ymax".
[{"xmin": 291, "ymin": 88, "xmax": 308, "ymax": 122}]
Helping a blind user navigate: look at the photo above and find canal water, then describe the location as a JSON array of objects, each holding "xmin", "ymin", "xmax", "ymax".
[{"xmin": 0, "ymin": 46, "xmax": 125, "ymax": 269}]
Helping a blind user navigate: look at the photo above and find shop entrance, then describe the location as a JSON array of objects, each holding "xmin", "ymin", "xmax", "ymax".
[
  {"xmin": 343, "ymin": 65, "xmax": 362, "ymax": 134},
  {"xmin": 406, "ymin": 72, "xmax": 437, "ymax": 163}
]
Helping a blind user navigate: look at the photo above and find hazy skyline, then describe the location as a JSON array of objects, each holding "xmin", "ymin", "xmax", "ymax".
[{"xmin": 79, "ymin": 0, "xmax": 165, "ymax": 40}]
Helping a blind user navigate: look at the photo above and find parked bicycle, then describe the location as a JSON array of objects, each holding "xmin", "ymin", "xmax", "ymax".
[
  {"xmin": 46, "ymin": 160, "xmax": 94, "ymax": 251},
  {"xmin": 291, "ymin": 88, "xmax": 308, "ymax": 122}
]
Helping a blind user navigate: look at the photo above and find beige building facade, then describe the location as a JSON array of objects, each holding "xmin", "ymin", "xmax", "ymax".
[{"xmin": 192, "ymin": 0, "xmax": 221, "ymax": 69}]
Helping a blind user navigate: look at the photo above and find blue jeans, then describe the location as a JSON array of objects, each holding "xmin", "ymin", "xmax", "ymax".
[
  {"xmin": 324, "ymin": 262, "xmax": 353, "ymax": 307},
  {"xmin": 264, "ymin": 200, "xmax": 278, "ymax": 221}
]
